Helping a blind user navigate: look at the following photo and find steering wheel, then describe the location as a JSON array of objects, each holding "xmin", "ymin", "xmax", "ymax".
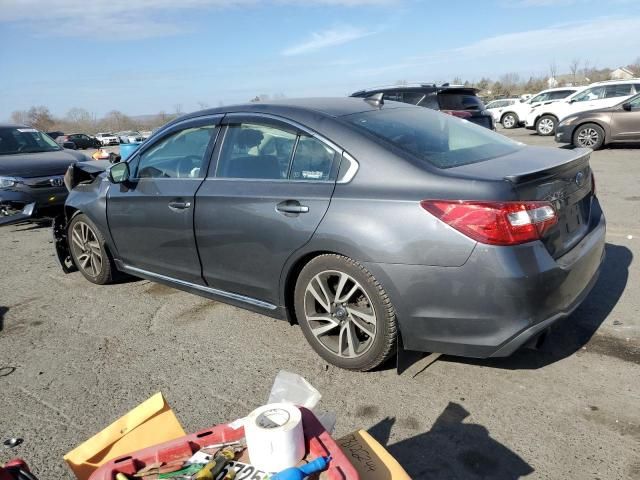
[{"xmin": 176, "ymin": 155, "xmax": 202, "ymax": 178}]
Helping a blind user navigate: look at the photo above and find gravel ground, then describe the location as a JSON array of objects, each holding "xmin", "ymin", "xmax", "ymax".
[{"xmin": 0, "ymin": 130, "xmax": 638, "ymax": 479}]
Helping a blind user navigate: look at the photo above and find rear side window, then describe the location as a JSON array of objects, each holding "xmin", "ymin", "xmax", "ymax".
[
  {"xmin": 438, "ymin": 93, "xmax": 484, "ymax": 111},
  {"xmin": 290, "ymin": 136, "xmax": 335, "ymax": 181},
  {"xmin": 605, "ymin": 84, "xmax": 632, "ymax": 98},
  {"xmin": 216, "ymin": 123, "xmax": 336, "ymax": 181},
  {"xmin": 217, "ymin": 123, "xmax": 296, "ymax": 179},
  {"xmin": 344, "ymin": 107, "xmax": 520, "ymax": 169},
  {"xmin": 548, "ymin": 90, "xmax": 573, "ymax": 100}
]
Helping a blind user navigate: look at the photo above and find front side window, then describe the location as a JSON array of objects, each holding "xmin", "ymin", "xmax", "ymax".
[
  {"xmin": 344, "ymin": 107, "xmax": 521, "ymax": 169},
  {"xmin": 605, "ymin": 84, "xmax": 632, "ymax": 98},
  {"xmin": 627, "ymin": 95, "xmax": 640, "ymax": 109},
  {"xmin": 135, "ymin": 125, "xmax": 215, "ymax": 179},
  {"xmin": 572, "ymin": 86, "xmax": 605, "ymax": 102},
  {"xmin": 529, "ymin": 93, "xmax": 549, "ymax": 103}
]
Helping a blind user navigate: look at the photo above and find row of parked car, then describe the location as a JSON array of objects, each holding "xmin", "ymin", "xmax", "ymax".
[
  {"xmin": 484, "ymin": 79, "xmax": 640, "ymax": 148},
  {"xmin": 44, "ymin": 131, "xmax": 150, "ymax": 150}
]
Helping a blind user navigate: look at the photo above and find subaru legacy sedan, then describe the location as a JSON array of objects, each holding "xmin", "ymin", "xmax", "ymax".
[{"xmin": 53, "ymin": 98, "xmax": 605, "ymax": 371}]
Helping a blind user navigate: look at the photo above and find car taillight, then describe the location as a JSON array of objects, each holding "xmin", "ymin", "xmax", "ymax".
[
  {"xmin": 442, "ymin": 110, "xmax": 472, "ymax": 119},
  {"xmin": 420, "ymin": 200, "xmax": 557, "ymax": 246}
]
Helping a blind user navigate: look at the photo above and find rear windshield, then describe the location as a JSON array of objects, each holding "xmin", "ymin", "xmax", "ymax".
[
  {"xmin": 438, "ymin": 92, "xmax": 484, "ymax": 111},
  {"xmin": 343, "ymin": 107, "xmax": 521, "ymax": 169}
]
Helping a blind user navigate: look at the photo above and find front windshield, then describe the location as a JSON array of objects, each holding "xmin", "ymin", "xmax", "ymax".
[
  {"xmin": 344, "ymin": 106, "xmax": 521, "ymax": 169},
  {"xmin": 0, "ymin": 127, "xmax": 61, "ymax": 155}
]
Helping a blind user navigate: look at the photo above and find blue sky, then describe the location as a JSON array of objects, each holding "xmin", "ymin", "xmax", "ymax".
[{"xmin": 1, "ymin": 0, "xmax": 639, "ymax": 119}]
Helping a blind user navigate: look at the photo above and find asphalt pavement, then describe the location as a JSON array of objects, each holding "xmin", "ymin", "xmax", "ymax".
[{"xmin": 0, "ymin": 129, "xmax": 638, "ymax": 479}]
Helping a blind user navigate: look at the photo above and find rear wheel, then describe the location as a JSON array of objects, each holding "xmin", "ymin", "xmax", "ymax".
[
  {"xmin": 536, "ymin": 115, "xmax": 557, "ymax": 136},
  {"xmin": 573, "ymin": 123, "xmax": 605, "ymax": 150},
  {"xmin": 294, "ymin": 254, "xmax": 397, "ymax": 371},
  {"xmin": 501, "ymin": 112, "xmax": 518, "ymax": 129},
  {"xmin": 68, "ymin": 214, "xmax": 117, "ymax": 285}
]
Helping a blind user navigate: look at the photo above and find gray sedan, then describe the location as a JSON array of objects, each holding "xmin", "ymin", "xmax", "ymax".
[{"xmin": 53, "ymin": 98, "xmax": 605, "ymax": 371}]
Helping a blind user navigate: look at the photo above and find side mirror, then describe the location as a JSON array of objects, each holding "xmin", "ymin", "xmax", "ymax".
[
  {"xmin": 622, "ymin": 102, "xmax": 632, "ymax": 111},
  {"xmin": 108, "ymin": 162, "xmax": 130, "ymax": 183}
]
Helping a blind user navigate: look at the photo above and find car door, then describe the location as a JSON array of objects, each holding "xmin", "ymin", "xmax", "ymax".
[
  {"xmin": 107, "ymin": 115, "xmax": 221, "ymax": 284},
  {"xmin": 194, "ymin": 115, "xmax": 340, "ymax": 306},
  {"xmin": 610, "ymin": 95, "xmax": 640, "ymax": 140}
]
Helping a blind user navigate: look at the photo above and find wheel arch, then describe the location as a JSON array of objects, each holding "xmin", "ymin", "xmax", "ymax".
[
  {"xmin": 280, "ymin": 249, "xmax": 341, "ymax": 325},
  {"xmin": 572, "ymin": 120, "xmax": 609, "ymax": 145},
  {"xmin": 500, "ymin": 111, "xmax": 518, "ymax": 122}
]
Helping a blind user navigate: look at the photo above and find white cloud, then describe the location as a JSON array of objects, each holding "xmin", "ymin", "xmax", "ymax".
[
  {"xmin": 0, "ymin": 0, "xmax": 397, "ymax": 40},
  {"xmin": 282, "ymin": 26, "xmax": 376, "ymax": 56},
  {"xmin": 353, "ymin": 16, "xmax": 640, "ymax": 78}
]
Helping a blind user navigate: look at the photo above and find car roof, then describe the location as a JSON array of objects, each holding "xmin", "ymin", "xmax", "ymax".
[
  {"xmin": 179, "ymin": 97, "xmax": 413, "ymax": 122},
  {"xmin": 589, "ymin": 78, "xmax": 640, "ymax": 85},
  {"xmin": 351, "ymin": 84, "xmax": 479, "ymax": 96}
]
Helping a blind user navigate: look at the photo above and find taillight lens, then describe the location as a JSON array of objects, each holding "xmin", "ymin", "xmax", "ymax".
[{"xmin": 420, "ymin": 200, "xmax": 557, "ymax": 246}]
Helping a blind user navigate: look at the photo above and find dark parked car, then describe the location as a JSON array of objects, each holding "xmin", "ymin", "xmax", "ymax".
[
  {"xmin": 555, "ymin": 93, "xmax": 640, "ymax": 149},
  {"xmin": 350, "ymin": 83, "xmax": 494, "ymax": 129},
  {"xmin": 0, "ymin": 124, "xmax": 87, "ymax": 218},
  {"xmin": 53, "ymin": 98, "xmax": 604, "ymax": 371},
  {"xmin": 56, "ymin": 133, "xmax": 101, "ymax": 150}
]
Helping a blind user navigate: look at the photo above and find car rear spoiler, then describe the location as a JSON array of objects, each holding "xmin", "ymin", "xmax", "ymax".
[{"xmin": 503, "ymin": 150, "xmax": 591, "ymax": 184}]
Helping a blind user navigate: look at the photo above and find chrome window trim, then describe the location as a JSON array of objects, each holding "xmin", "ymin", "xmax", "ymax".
[
  {"xmin": 337, "ymin": 152, "xmax": 359, "ymax": 184},
  {"xmin": 122, "ymin": 265, "xmax": 277, "ymax": 311}
]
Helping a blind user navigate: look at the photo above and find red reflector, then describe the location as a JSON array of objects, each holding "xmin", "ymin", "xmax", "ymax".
[
  {"xmin": 420, "ymin": 200, "xmax": 557, "ymax": 246},
  {"xmin": 442, "ymin": 110, "xmax": 472, "ymax": 119}
]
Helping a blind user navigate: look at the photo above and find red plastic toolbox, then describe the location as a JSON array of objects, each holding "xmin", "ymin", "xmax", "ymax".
[{"xmin": 88, "ymin": 407, "xmax": 359, "ymax": 480}]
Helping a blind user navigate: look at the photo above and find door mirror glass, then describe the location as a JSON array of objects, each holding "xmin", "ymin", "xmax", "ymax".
[{"xmin": 109, "ymin": 162, "xmax": 130, "ymax": 183}]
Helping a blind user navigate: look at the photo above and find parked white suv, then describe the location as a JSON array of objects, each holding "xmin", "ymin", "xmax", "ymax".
[
  {"xmin": 525, "ymin": 79, "xmax": 640, "ymax": 135},
  {"xmin": 497, "ymin": 87, "xmax": 580, "ymax": 129},
  {"xmin": 485, "ymin": 98, "xmax": 519, "ymax": 123},
  {"xmin": 95, "ymin": 132, "xmax": 119, "ymax": 146}
]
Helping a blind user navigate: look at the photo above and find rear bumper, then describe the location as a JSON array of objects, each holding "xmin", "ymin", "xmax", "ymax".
[{"xmin": 364, "ymin": 204, "xmax": 606, "ymax": 358}]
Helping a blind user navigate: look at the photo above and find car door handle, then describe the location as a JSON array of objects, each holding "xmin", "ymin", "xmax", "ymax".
[
  {"xmin": 168, "ymin": 200, "xmax": 191, "ymax": 210},
  {"xmin": 276, "ymin": 201, "xmax": 309, "ymax": 214}
]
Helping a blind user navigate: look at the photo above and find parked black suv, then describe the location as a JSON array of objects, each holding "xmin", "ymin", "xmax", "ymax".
[{"xmin": 350, "ymin": 84, "xmax": 494, "ymax": 129}]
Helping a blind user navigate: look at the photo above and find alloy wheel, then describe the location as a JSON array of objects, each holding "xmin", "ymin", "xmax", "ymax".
[
  {"xmin": 503, "ymin": 115, "xmax": 515, "ymax": 128},
  {"xmin": 538, "ymin": 118, "xmax": 555, "ymax": 135},
  {"xmin": 577, "ymin": 128, "xmax": 599, "ymax": 148},
  {"xmin": 303, "ymin": 270, "xmax": 377, "ymax": 359},
  {"xmin": 71, "ymin": 221, "xmax": 103, "ymax": 277}
]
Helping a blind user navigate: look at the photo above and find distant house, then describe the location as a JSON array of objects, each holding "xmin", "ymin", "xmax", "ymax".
[{"xmin": 610, "ymin": 67, "xmax": 636, "ymax": 80}]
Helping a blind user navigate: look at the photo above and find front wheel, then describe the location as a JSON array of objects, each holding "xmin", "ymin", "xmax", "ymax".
[
  {"xmin": 294, "ymin": 254, "xmax": 397, "ymax": 371},
  {"xmin": 536, "ymin": 115, "xmax": 557, "ymax": 136},
  {"xmin": 501, "ymin": 112, "xmax": 518, "ymax": 129},
  {"xmin": 573, "ymin": 123, "xmax": 605, "ymax": 150},
  {"xmin": 68, "ymin": 214, "xmax": 117, "ymax": 284}
]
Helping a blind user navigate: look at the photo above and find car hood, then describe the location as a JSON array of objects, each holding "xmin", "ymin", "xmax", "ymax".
[{"xmin": 0, "ymin": 149, "xmax": 88, "ymax": 178}]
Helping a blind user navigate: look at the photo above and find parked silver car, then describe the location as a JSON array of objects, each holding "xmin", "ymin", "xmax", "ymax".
[{"xmin": 53, "ymin": 98, "xmax": 605, "ymax": 371}]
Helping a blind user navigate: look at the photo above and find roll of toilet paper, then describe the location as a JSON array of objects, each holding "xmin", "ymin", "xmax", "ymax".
[{"xmin": 245, "ymin": 403, "xmax": 305, "ymax": 472}]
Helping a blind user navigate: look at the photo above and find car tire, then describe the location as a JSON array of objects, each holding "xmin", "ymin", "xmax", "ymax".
[
  {"xmin": 573, "ymin": 123, "xmax": 605, "ymax": 150},
  {"xmin": 68, "ymin": 213, "xmax": 117, "ymax": 285},
  {"xmin": 294, "ymin": 254, "xmax": 397, "ymax": 371},
  {"xmin": 536, "ymin": 115, "xmax": 557, "ymax": 136},
  {"xmin": 501, "ymin": 112, "xmax": 519, "ymax": 129}
]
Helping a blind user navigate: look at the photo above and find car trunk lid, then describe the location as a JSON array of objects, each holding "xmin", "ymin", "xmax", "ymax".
[{"xmin": 447, "ymin": 146, "xmax": 594, "ymax": 258}]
